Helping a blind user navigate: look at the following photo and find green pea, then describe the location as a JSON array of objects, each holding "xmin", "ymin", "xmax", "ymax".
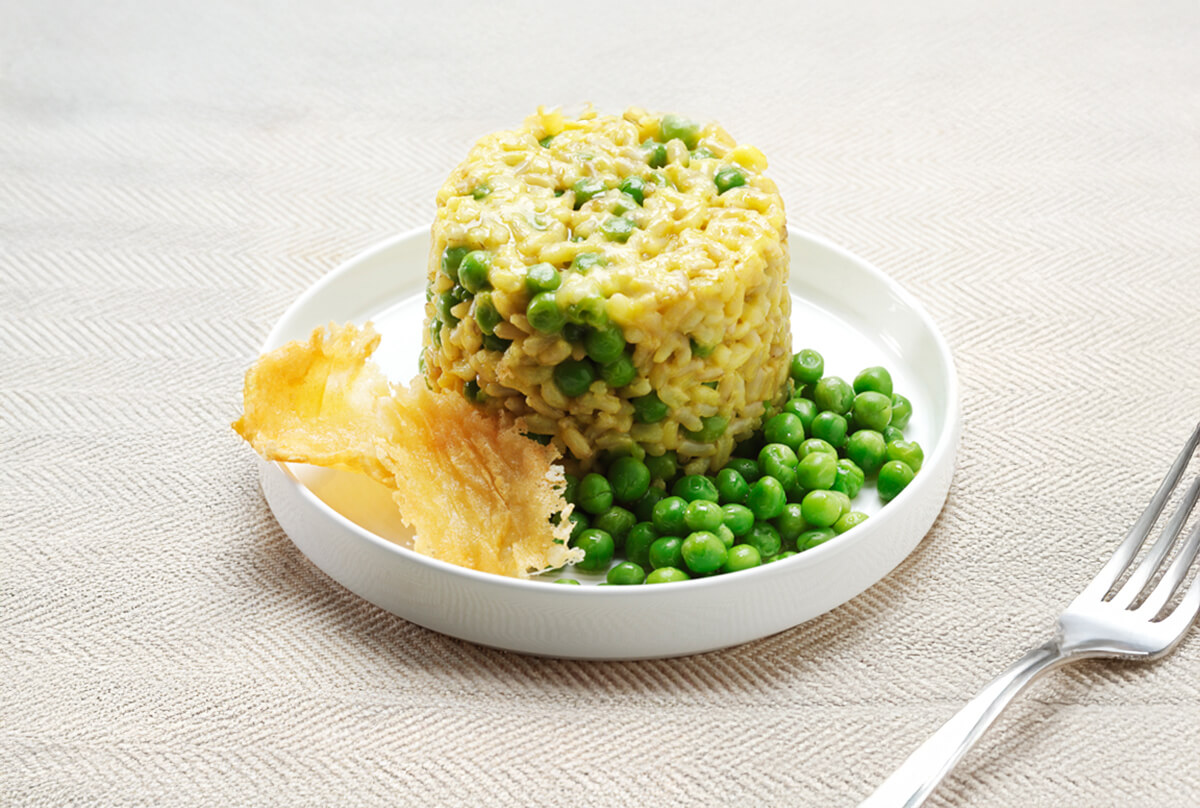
[
  {"xmin": 832, "ymin": 459, "xmax": 865, "ymax": 499},
  {"xmin": 790, "ymin": 349, "xmax": 824, "ymax": 385},
  {"xmin": 722, "ymin": 544, "xmax": 761, "ymax": 573},
  {"xmin": 690, "ymin": 339, "xmax": 715, "ymax": 358},
  {"xmin": 684, "ymin": 415, "xmax": 728, "ymax": 442},
  {"xmin": 601, "ymin": 215, "xmax": 636, "ymax": 243},
  {"xmin": 624, "ymin": 523, "xmax": 658, "ymax": 569},
  {"xmin": 644, "ymin": 451, "xmax": 677, "ymax": 483},
  {"xmin": 715, "ymin": 468, "xmax": 750, "ymax": 505},
  {"xmin": 652, "ymin": 496, "xmax": 689, "ymax": 535},
  {"xmin": 878, "ymin": 460, "xmax": 916, "ymax": 501},
  {"xmin": 458, "ymin": 250, "xmax": 492, "ymax": 293},
  {"xmin": 594, "ymin": 506, "xmax": 636, "ymax": 546},
  {"xmin": 783, "ymin": 398, "xmax": 818, "ymax": 433},
  {"xmin": 801, "ymin": 490, "xmax": 845, "ymax": 528},
  {"xmin": 714, "ymin": 524, "xmax": 735, "ymax": 549},
  {"xmin": 566, "ymin": 511, "xmax": 589, "ymax": 542},
  {"xmin": 553, "ymin": 578, "xmax": 579, "ymax": 585},
  {"xmin": 690, "ymin": 147, "xmax": 715, "ymax": 160},
  {"xmin": 834, "ymin": 511, "xmax": 869, "ymax": 534},
  {"xmin": 610, "ymin": 193, "xmax": 640, "ymax": 215},
  {"xmin": 797, "ymin": 528, "xmax": 837, "ymax": 551},
  {"xmin": 758, "ymin": 452, "xmax": 798, "ymax": 492},
  {"xmin": 758, "ymin": 443, "xmax": 799, "ymax": 475},
  {"xmin": 772, "ymin": 503, "xmax": 810, "ymax": 547},
  {"xmin": 846, "ymin": 430, "xmax": 888, "ymax": 476},
  {"xmin": 852, "ymin": 391, "xmax": 893, "ymax": 432},
  {"xmin": 883, "ymin": 424, "xmax": 905, "ymax": 444},
  {"xmin": 435, "ymin": 290, "xmax": 461, "ymax": 326},
  {"xmin": 561, "ymin": 474, "xmax": 580, "ymax": 504},
  {"xmin": 619, "ymin": 176, "xmax": 646, "ymax": 204},
  {"xmin": 482, "ymin": 333, "xmax": 512, "ymax": 353},
  {"xmin": 763, "ymin": 413, "xmax": 805, "ymax": 451},
  {"xmin": 748, "ymin": 477, "xmax": 787, "ymax": 520},
  {"xmin": 577, "ymin": 473, "xmax": 613, "ymax": 515},
  {"xmin": 632, "ymin": 392, "xmax": 669, "ymax": 423},
  {"xmin": 810, "ymin": 411, "xmax": 848, "ymax": 449},
  {"xmin": 525, "ymin": 263, "xmax": 561, "ymax": 294},
  {"xmin": 648, "ymin": 536, "xmax": 684, "ymax": 570},
  {"xmin": 645, "ymin": 566, "xmax": 689, "ymax": 584},
  {"xmin": 766, "ymin": 551, "xmax": 798, "ymax": 563},
  {"xmin": 796, "ymin": 451, "xmax": 838, "ymax": 491},
  {"xmin": 471, "ymin": 183, "xmax": 491, "ymax": 200},
  {"xmin": 722, "ymin": 503, "xmax": 755, "ymax": 537},
  {"xmin": 441, "ymin": 246, "xmax": 470, "ymax": 281},
  {"xmin": 852, "ymin": 366, "xmax": 892, "ymax": 398},
  {"xmin": 642, "ymin": 140, "xmax": 668, "ymax": 168},
  {"xmin": 462, "ymin": 379, "xmax": 485, "ymax": 403},
  {"xmin": 473, "ymin": 292, "xmax": 502, "ymax": 335},
  {"xmin": 886, "ymin": 439, "xmax": 924, "ymax": 473},
  {"xmin": 744, "ymin": 522, "xmax": 782, "ymax": 557},
  {"xmin": 831, "ymin": 489, "xmax": 851, "ymax": 515},
  {"xmin": 774, "ymin": 464, "xmax": 798, "ymax": 495},
  {"xmin": 660, "ymin": 114, "xmax": 701, "ymax": 149},
  {"xmin": 606, "ymin": 561, "xmax": 645, "ymax": 585},
  {"xmin": 801, "ymin": 446, "xmax": 840, "ymax": 492},
  {"xmin": 798, "ymin": 438, "xmax": 837, "ymax": 459},
  {"xmin": 553, "ymin": 358, "xmax": 595, "ymax": 398},
  {"xmin": 681, "ymin": 531, "xmax": 727, "ymax": 574},
  {"xmin": 525, "ymin": 292, "xmax": 565, "ymax": 334},
  {"xmin": 723, "ymin": 457, "xmax": 761, "ymax": 483},
  {"xmin": 814, "ymin": 376, "xmax": 854, "ymax": 414},
  {"xmin": 572, "ymin": 528, "xmax": 614, "ymax": 571},
  {"xmin": 672, "ymin": 474, "xmax": 718, "ymax": 503},
  {"xmin": 684, "ymin": 500, "xmax": 724, "ymax": 532},
  {"xmin": 714, "ymin": 167, "xmax": 746, "ymax": 195},
  {"xmin": 571, "ymin": 177, "xmax": 606, "ymax": 209},
  {"xmin": 890, "ymin": 393, "xmax": 913, "ymax": 429},
  {"xmin": 566, "ymin": 294, "xmax": 609, "ymax": 329},
  {"xmin": 608, "ymin": 456, "xmax": 651, "ymax": 503},
  {"xmin": 599, "ymin": 354, "xmax": 636, "ymax": 388},
  {"xmin": 571, "ymin": 252, "xmax": 605, "ymax": 272},
  {"xmin": 583, "ymin": 324, "xmax": 625, "ymax": 365},
  {"xmin": 633, "ymin": 487, "xmax": 667, "ymax": 522}
]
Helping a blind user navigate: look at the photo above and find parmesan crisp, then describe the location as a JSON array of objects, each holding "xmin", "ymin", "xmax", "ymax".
[{"xmin": 233, "ymin": 322, "xmax": 582, "ymax": 578}]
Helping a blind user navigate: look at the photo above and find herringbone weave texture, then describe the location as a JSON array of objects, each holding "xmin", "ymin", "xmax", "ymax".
[{"xmin": 3, "ymin": 1, "xmax": 1199, "ymax": 805}]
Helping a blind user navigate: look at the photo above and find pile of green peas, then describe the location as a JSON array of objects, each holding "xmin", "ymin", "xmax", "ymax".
[{"xmin": 549, "ymin": 348, "xmax": 924, "ymax": 586}]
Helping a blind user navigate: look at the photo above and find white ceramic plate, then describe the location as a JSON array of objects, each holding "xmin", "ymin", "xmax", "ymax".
[{"xmin": 257, "ymin": 227, "xmax": 960, "ymax": 659}]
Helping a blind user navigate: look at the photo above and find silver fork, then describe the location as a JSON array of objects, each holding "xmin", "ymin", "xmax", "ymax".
[{"xmin": 862, "ymin": 421, "xmax": 1200, "ymax": 808}]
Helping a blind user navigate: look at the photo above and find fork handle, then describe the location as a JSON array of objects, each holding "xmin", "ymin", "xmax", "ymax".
[{"xmin": 860, "ymin": 640, "xmax": 1073, "ymax": 808}]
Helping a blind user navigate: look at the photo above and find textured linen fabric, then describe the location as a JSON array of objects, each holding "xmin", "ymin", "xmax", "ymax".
[{"xmin": 3, "ymin": 1, "xmax": 1200, "ymax": 805}]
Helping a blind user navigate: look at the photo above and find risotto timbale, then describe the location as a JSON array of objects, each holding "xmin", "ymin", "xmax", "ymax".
[{"xmin": 422, "ymin": 107, "xmax": 791, "ymax": 474}]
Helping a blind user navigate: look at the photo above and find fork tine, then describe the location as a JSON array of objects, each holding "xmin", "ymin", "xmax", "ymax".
[
  {"xmin": 1136, "ymin": 517, "xmax": 1200, "ymax": 618},
  {"xmin": 1082, "ymin": 420, "xmax": 1200, "ymax": 600},
  {"xmin": 1152, "ymin": 558, "xmax": 1200, "ymax": 643},
  {"xmin": 1109, "ymin": 475, "xmax": 1200, "ymax": 609}
]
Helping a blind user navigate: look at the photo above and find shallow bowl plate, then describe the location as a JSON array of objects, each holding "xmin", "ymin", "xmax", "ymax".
[{"xmin": 257, "ymin": 227, "xmax": 960, "ymax": 659}]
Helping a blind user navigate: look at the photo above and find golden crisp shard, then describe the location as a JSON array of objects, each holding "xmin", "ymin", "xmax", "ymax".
[{"xmin": 233, "ymin": 322, "xmax": 582, "ymax": 578}]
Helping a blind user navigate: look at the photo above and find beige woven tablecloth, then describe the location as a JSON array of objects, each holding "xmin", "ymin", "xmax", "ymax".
[{"xmin": 4, "ymin": 1, "xmax": 1200, "ymax": 805}]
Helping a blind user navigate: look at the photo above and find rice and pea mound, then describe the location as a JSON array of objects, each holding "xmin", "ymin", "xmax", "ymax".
[{"xmin": 423, "ymin": 107, "xmax": 791, "ymax": 475}]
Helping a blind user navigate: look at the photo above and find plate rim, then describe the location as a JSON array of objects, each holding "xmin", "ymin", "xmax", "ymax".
[{"xmin": 258, "ymin": 226, "xmax": 961, "ymax": 597}]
